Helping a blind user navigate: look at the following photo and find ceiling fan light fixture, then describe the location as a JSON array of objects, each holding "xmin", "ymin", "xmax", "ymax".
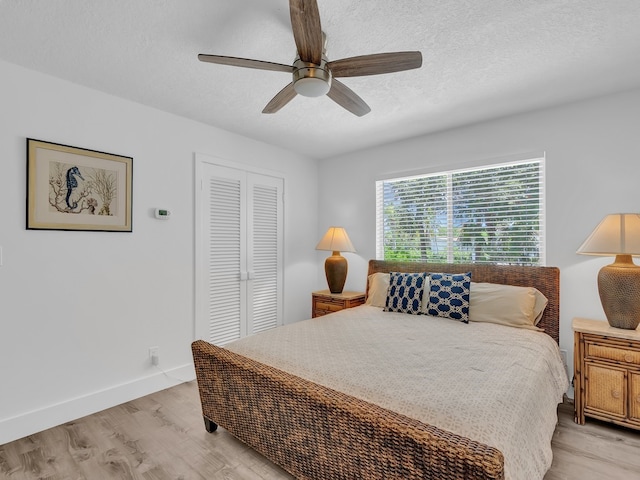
[
  {"xmin": 292, "ymin": 57, "xmax": 331, "ymax": 97},
  {"xmin": 294, "ymin": 76, "xmax": 331, "ymax": 97}
]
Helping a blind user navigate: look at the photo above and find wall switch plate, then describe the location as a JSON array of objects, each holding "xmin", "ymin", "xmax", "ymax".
[{"xmin": 149, "ymin": 346, "xmax": 160, "ymax": 366}]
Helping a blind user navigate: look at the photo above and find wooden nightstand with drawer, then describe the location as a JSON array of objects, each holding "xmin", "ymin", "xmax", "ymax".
[
  {"xmin": 573, "ymin": 317, "xmax": 640, "ymax": 430},
  {"xmin": 312, "ymin": 290, "xmax": 366, "ymax": 318}
]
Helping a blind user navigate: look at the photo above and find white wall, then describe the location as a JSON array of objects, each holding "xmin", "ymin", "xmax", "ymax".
[
  {"xmin": 0, "ymin": 59, "xmax": 319, "ymax": 444},
  {"xmin": 317, "ymin": 87, "xmax": 640, "ymax": 396}
]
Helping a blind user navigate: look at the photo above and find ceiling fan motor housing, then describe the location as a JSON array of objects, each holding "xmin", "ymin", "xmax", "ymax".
[{"xmin": 293, "ymin": 57, "xmax": 331, "ymax": 97}]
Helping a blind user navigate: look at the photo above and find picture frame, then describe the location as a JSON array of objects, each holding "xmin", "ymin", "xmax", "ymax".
[{"xmin": 27, "ymin": 138, "xmax": 133, "ymax": 232}]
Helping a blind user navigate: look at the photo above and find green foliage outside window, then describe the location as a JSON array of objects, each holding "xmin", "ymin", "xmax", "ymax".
[{"xmin": 379, "ymin": 160, "xmax": 543, "ymax": 265}]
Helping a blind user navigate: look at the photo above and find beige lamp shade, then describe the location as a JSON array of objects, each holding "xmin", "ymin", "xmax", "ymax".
[
  {"xmin": 316, "ymin": 227, "xmax": 356, "ymax": 294},
  {"xmin": 577, "ymin": 214, "xmax": 640, "ymax": 330},
  {"xmin": 577, "ymin": 213, "xmax": 640, "ymax": 256},
  {"xmin": 315, "ymin": 227, "xmax": 356, "ymax": 253}
]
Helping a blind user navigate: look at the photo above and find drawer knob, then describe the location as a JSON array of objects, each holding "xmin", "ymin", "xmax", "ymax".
[
  {"xmin": 624, "ymin": 354, "xmax": 633, "ymax": 363},
  {"xmin": 612, "ymin": 390, "xmax": 621, "ymax": 399}
]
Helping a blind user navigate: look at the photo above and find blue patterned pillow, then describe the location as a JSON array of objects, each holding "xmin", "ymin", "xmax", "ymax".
[
  {"xmin": 427, "ymin": 272, "xmax": 471, "ymax": 322},
  {"xmin": 384, "ymin": 272, "xmax": 427, "ymax": 315}
]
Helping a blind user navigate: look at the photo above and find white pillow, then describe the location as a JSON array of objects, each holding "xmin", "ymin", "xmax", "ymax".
[
  {"xmin": 469, "ymin": 282, "xmax": 547, "ymax": 331},
  {"xmin": 532, "ymin": 289, "xmax": 548, "ymax": 325},
  {"xmin": 365, "ymin": 272, "xmax": 390, "ymax": 308}
]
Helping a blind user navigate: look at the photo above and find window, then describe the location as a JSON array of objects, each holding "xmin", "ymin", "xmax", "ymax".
[{"xmin": 376, "ymin": 156, "xmax": 545, "ymax": 265}]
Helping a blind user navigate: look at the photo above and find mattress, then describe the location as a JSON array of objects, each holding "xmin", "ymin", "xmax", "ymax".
[{"xmin": 226, "ymin": 305, "xmax": 569, "ymax": 480}]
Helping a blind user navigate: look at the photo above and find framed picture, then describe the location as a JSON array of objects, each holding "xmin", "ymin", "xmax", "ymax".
[{"xmin": 27, "ymin": 138, "xmax": 133, "ymax": 232}]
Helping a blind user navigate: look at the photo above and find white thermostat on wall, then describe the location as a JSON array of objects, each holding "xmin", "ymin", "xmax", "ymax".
[{"xmin": 154, "ymin": 208, "xmax": 171, "ymax": 220}]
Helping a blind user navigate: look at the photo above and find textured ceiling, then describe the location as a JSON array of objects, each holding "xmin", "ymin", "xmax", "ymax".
[{"xmin": 1, "ymin": 0, "xmax": 639, "ymax": 159}]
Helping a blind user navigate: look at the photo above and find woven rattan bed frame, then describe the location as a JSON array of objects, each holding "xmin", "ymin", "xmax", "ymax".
[{"xmin": 192, "ymin": 260, "xmax": 560, "ymax": 480}]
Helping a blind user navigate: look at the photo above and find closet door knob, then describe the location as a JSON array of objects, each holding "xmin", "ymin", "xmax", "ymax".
[{"xmin": 611, "ymin": 390, "xmax": 621, "ymax": 399}]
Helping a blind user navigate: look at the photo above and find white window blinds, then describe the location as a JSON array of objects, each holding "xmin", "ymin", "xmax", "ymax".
[{"xmin": 376, "ymin": 157, "xmax": 545, "ymax": 265}]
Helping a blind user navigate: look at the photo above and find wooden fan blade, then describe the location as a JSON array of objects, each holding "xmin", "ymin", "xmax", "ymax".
[
  {"xmin": 327, "ymin": 79, "xmax": 371, "ymax": 117},
  {"xmin": 289, "ymin": 0, "xmax": 323, "ymax": 65},
  {"xmin": 328, "ymin": 51, "xmax": 422, "ymax": 77},
  {"xmin": 198, "ymin": 54, "xmax": 294, "ymax": 73},
  {"xmin": 262, "ymin": 83, "xmax": 298, "ymax": 114}
]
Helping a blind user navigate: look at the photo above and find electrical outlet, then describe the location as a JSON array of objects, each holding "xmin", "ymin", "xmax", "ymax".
[{"xmin": 149, "ymin": 346, "xmax": 160, "ymax": 366}]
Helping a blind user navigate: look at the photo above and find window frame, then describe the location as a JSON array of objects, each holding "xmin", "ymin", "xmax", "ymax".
[{"xmin": 375, "ymin": 152, "xmax": 546, "ymax": 266}]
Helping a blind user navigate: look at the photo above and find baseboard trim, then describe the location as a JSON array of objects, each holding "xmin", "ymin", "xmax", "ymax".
[{"xmin": 0, "ymin": 363, "xmax": 195, "ymax": 445}]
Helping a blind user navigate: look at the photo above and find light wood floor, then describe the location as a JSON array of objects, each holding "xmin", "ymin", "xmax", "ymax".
[{"xmin": 1, "ymin": 382, "xmax": 639, "ymax": 479}]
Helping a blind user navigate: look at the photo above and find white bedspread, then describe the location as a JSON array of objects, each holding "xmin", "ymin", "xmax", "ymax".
[{"xmin": 226, "ymin": 305, "xmax": 569, "ymax": 480}]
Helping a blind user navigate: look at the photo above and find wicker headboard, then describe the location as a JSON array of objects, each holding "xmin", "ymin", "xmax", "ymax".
[{"xmin": 367, "ymin": 260, "xmax": 560, "ymax": 344}]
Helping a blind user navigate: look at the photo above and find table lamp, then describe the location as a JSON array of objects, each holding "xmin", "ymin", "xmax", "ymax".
[
  {"xmin": 577, "ymin": 213, "xmax": 640, "ymax": 329},
  {"xmin": 316, "ymin": 227, "xmax": 356, "ymax": 294}
]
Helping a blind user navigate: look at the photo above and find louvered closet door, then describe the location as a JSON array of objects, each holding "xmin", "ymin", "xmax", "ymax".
[
  {"xmin": 202, "ymin": 164, "xmax": 247, "ymax": 345},
  {"xmin": 198, "ymin": 161, "xmax": 283, "ymax": 346},
  {"xmin": 247, "ymin": 173, "xmax": 283, "ymax": 335}
]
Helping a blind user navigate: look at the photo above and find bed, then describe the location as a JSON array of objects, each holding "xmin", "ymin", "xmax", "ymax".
[{"xmin": 191, "ymin": 260, "xmax": 568, "ymax": 480}]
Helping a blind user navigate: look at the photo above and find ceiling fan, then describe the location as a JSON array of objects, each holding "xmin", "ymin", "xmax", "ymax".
[{"xmin": 198, "ymin": 0, "xmax": 422, "ymax": 116}]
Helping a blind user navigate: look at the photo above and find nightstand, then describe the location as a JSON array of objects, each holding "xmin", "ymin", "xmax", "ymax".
[
  {"xmin": 573, "ymin": 317, "xmax": 640, "ymax": 431},
  {"xmin": 312, "ymin": 290, "xmax": 366, "ymax": 318}
]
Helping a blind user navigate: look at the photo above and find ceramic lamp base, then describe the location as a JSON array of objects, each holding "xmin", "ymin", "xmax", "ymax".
[
  {"xmin": 598, "ymin": 255, "xmax": 640, "ymax": 330},
  {"xmin": 325, "ymin": 251, "xmax": 348, "ymax": 294}
]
